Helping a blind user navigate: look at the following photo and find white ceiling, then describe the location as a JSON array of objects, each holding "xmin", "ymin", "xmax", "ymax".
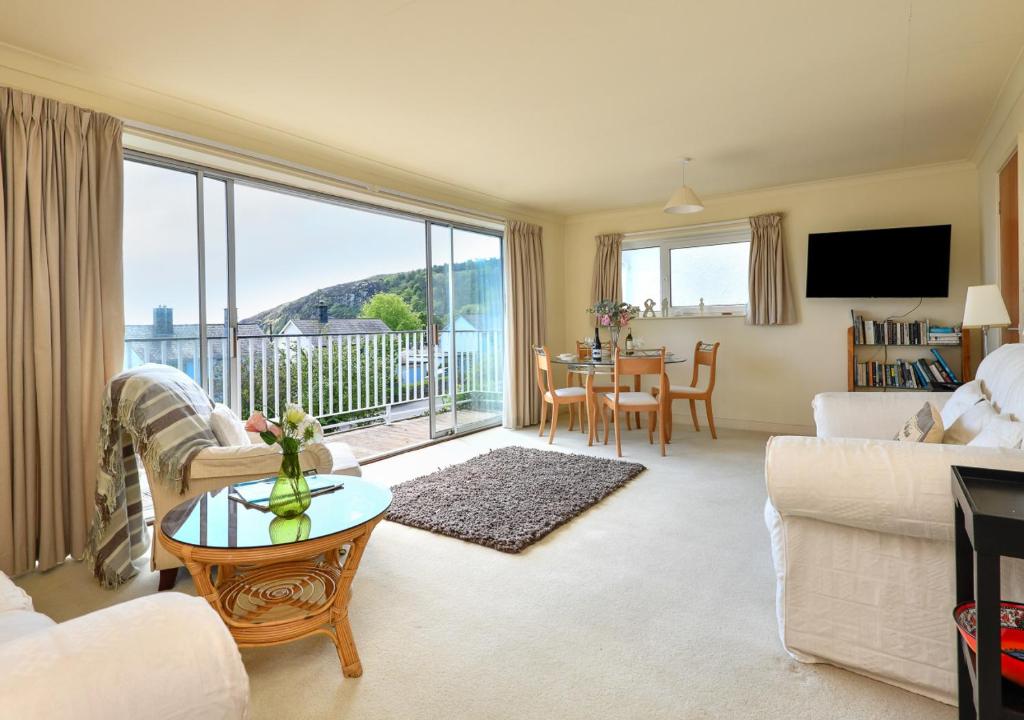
[{"xmin": 2, "ymin": 0, "xmax": 1023, "ymax": 215}]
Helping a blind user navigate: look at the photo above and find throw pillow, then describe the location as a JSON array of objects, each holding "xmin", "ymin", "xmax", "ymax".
[
  {"xmin": 968, "ymin": 415, "xmax": 1024, "ymax": 449},
  {"xmin": 209, "ymin": 403, "xmax": 249, "ymax": 447},
  {"xmin": 894, "ymin": 402, "xmax": 944, "ymax": 443},
  {"xmin": 944, "ymin": 399, "xmax": 999, "ymax": 445},
  {"xmin": 940, "ymin": 379, "xmax": 986, "ymax": 429}
]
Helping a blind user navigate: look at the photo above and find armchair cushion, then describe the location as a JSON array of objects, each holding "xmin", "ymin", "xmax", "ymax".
[
  {"xmin": 189, "ymin": 442, "xmax": 333, "ymax": 480},
  {"xmin": 812, "ymin": 391, "xmax": 952, "ymax": 440},
  {"xmin": 0, "ymin": 592, "xmax": 248, "ymax": 720},
  {"xmin": 765, "ymin": 435, "xmax": 1024, "ymax": 541},
  {"xmin": 944, "ymin": 399, "xmax": 999, "ymax": 445},
  {"xmin": 939, "ymin": 380, "xmax": 985, "ymax": 428},
  {"xmin": 209, "ymin": 403, "xmax": 250, "ymax": 447}
]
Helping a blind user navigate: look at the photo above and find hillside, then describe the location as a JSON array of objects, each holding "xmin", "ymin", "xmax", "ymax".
[{"xmin": 243, "ymin": 257, "xmax": 502, "ymax": 333}]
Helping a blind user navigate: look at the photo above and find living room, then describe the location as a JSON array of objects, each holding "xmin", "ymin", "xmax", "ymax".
[{"xmin": 2, "ymin": 2, "xmax": 1024, "ymax": 719}]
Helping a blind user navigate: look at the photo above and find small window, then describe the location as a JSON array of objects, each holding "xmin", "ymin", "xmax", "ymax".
[
  {"xmin": 620, "ymin": 221, "xmax": 751, "ymax": 316},
  {"xmin": 669, "ymin": 241, "xmax": 749, "ymax": 309}
]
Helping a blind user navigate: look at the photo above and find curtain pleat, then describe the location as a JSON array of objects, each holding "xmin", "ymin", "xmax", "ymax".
[
  {"xmin": 504, "ymin": 220, "xmax": 546, "ymax": 429},
  {"xmin": 590, "ymin": 233, "xmax": 623, "ymax": 304},
  {"xmin": 0, "ymin": 87, "xmax": 124, "ymax": 576},
  {"xmin": 746, "ymin": 213, "xmax": 796, "ymax": 326}
]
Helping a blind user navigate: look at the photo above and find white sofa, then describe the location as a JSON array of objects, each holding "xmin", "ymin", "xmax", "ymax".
[
  {"xmin": 0, "ymin": 571, "xmax": 248, "ymax": 719},
  {"xmin": 765, "ymin": 343, "xmax": 1024, "ymax": 705}
]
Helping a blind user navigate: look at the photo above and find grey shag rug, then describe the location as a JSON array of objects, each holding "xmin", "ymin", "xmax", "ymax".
[{"xmin": 386, "ymin": 446, "xmax": 645, "ymax": 552}]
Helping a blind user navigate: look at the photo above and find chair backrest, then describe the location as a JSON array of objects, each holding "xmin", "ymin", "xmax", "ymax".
[
  {"xmin": 534, "ymin": 346, "xmax": 553, "ymax": 395},
  {"xmin": 612, "ymin": 348, "xmax": 667, "ymax": 401},
  {"xmin": 690, "ymin": 340, "xmax": 720, "ymax": 392}
]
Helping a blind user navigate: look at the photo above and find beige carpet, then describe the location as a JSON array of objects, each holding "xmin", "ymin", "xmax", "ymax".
[{"xmin": 16, "ymin": 425, "xmax": 954, "ymax": 720}]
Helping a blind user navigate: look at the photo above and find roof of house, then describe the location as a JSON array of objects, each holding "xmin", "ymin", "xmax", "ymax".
[
  {"xmin": 445, "ymin": 313, "xmax": 501, "ymax": 332},
  {"xmin": 283, "ymin": 318, "xmax": 391, "ymax": 335},
  {"xmin": 124, "ymin": 322, "xmax": 264, "ymax": 340}
]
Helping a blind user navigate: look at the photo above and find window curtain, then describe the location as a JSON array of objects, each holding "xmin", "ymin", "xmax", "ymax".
[
  {"xmin": 590, "ymin": 233, "xmax": 623, "ymax": 304},
  {"xmin": 747, "ymin": 213, "xmax": 796, "ymax": 326},
  {"xmin": 504, "ymin": 220, "xmax": 546, "ymax": 428},
  {"xmin": 0, "ymin": 87, "xmax": 124, "ymax": 576}
]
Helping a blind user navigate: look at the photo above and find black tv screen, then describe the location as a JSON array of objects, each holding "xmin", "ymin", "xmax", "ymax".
[{"xmin": 805, "ymin": 225, "xmax": 951, "ymax": 298}]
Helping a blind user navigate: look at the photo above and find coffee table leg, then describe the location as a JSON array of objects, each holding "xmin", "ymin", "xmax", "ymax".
[{"xmin": 330, "ymin": 610, "xmax": 363, "ymax": 677}]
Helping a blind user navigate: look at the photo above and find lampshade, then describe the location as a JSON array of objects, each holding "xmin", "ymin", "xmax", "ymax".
[
  {"xmin": 962, "ymin": 284, "xmax": 1011, "ymax": 328},
  {"xmin": 663, "ymin": 185, "xmax": 704, "ymax": 214}
]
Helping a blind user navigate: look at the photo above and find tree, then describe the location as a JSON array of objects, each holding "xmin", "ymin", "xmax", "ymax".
[{"xmin": 360, "ymin": 292, "xmax": 422, "ymax": 331}]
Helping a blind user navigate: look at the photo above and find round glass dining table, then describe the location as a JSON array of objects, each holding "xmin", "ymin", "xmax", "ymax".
[{"xmin": 549, "ymin": 350, "xmax": 687, "ymax": 443}]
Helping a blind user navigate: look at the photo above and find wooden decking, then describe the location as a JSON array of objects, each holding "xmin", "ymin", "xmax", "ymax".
[{"xmin": 327, "ymin": 410, "xmax": 497, "ymax": 462}]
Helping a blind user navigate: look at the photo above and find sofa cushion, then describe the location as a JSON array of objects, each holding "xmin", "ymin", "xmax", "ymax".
[
  {"xmin": 0, "ymin": 609, "xmax": 55, "ymax": 645},
  {"xmin": 968, "ymin": 415, "xmax": 1024, "ymax": 449},
  {"xmin": 0, "ymin": 571, "xmax": 32, "ymax": 614},
  {"xmin": 209, "ymin": 404, "xmax": 249, "ymax": 447},
  {"xmin": 976, "ymin": 343, "xmax": 1024, "ymax": 418},
  {"xmin": 945, "ymin": 399, "xmax": 999, "ymax": 445},
  {"xmin": 894, "ymin": 402, "xmax": 943, "ymax": 443},
  {"xmin": 939, "ymin": 380, "xmax": 986, "ymax": 429}
]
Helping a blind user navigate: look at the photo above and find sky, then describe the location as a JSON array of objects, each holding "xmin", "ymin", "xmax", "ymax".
[{"xmin": 123, "ymin": 160, "xmax": 500, "ymax": 325}]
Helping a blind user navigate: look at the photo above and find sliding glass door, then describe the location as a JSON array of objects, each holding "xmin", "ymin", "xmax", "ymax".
[
  {"xmin": 427, "ymin": 223, "xmax": 505, "ymax": 438},
  {"xmin": 123, "ymin": 152, "xmax": 504, "ymax": 458}
]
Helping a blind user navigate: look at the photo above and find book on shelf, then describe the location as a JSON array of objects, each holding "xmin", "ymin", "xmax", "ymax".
[
  {"xmin": 853, "ymin": 355, "xmax": 962, "ymax": 390},
  {"xmin": 850, "ymin": 312, "xmax": 961, "ymax": 346}
]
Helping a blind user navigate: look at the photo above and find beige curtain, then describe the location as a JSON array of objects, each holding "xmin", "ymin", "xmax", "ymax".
[
  {"xmin": 747, "ymin": 213, "xmax": 796, "ymax": 326},
  {"xmin": 504, "ymin": 220, "xmax": 546, "ymax": 428},
  {"xmin": 590, "ymin": 233, "xmax": 623, "ymax": 304},
  {"xmin": 0, "ymin": 88, "xmax": 124, "ymax": 576}
]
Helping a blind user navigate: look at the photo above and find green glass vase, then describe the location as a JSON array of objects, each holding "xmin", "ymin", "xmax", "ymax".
[
  {"xmin": 269, "ymin": 513, "xmax": 312, "ymax": 544},
  {"xmin": 268, "ymin": 451, "xmax": 311, "ymax": 518}
]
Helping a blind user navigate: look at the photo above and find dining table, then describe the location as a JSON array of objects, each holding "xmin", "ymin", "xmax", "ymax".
[{"xmin": 550, "ymin": 350, "xmax": 687, "ymax": 445}]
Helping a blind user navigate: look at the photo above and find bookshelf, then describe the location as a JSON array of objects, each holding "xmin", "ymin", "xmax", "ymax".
[{"xmin": 846, "ymin": 318, "xmax": 972, "ymax": 392}]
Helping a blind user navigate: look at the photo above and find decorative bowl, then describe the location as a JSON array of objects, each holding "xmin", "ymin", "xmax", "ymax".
[{"xmin": 953, "ymin": 600, "xmax": 1024, "ymax": 686}]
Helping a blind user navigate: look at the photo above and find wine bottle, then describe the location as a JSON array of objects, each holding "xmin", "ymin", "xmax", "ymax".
[
  {"xmin": 592, "ymin": 327, "xmax": 602, "ymax": 362},
  {"xmin": 625, "ymin": 328, "xmax": 634, "ymax": 355}
]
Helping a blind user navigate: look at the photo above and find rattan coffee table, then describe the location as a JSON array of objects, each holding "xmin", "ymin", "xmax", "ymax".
[{"xmin": 158, "ymin": 475, "xmax": 391, "ymax": 677}]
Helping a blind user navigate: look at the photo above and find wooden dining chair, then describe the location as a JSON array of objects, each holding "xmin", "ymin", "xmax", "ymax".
[
  {"xmin": 570, "ymin": 340, "xmax": 632, "ymax": 433},
  {"xmin": 652, "ymin": 340, "xmax": 720, "ymax": 440},
  {"xmin": 597, "ymin": 348, "xmax": 668, "ymax": 457},
  {"xmin": 535, "ymin": 346, "xmax": 589, "ymax": 444}
]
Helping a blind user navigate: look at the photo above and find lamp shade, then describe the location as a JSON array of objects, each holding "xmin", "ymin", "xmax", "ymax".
[
  {"xmin": 962, "ymin": 284, "xmax": 1011, "ymax": 328},
  {"xmin": 663, "ymin": 185, "xmax": 704, "ymax": 214}
]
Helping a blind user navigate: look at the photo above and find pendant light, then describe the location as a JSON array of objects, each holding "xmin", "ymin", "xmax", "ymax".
[{"xmin": 663, "ymin": 158, "xmax": 704, "ymax": 214}]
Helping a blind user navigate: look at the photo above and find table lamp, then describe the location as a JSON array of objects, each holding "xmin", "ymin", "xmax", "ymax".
[{"xmin": 962, "ymin": 284, "xmax": 1010, "ymax": 357}]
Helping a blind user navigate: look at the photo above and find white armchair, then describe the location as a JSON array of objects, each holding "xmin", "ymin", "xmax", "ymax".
[
  {"xmin": 765, "ymin": 343, "xmax": 1024, "ymax": 705},
  {"xmin": 0, "ymin": 572, "xmax": 248, "ymax": 719}
]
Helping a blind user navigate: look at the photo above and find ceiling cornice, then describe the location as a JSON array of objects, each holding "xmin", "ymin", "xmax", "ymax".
[{"xmin": 971, "ymin": 43, "xmax": 1024, "ymax": 165}]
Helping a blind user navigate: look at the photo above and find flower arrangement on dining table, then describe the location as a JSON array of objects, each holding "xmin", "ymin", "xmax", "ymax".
[
  {"xmin": 245, "ymin": 405, "xmax": 324, "ymax": 517},
  {"xmin": 588, "ymin": 300, "xmax": 640, "ymax": 348}
]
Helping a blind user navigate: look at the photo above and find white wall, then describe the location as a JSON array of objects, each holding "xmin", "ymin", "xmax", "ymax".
[
  {"xmin": 975, "ymin": 51, "xmax": 1024, "ymax": 352},
  {"xmin": 562, "ymin": 163, "xmax": 982, "ymax": 434}
]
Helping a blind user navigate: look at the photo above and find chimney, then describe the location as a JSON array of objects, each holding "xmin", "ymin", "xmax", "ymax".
[
  {"xmin": 317, "ymin": 298, "xmax": 329, "ymax": 325},
  {"xmin": 153, "ymin": 306, "xmax": 173, "ymax": 337}
]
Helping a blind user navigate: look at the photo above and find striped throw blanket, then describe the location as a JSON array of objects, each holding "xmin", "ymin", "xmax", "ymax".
[{"xmin": 86, "ymin": 364, "xmax": 217, "ymax": 588}]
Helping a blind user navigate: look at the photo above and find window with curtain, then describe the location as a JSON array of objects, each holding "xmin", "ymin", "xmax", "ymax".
[{"xmin": 620, "ymin": 221, "xmax": 751, "ymax": 315}]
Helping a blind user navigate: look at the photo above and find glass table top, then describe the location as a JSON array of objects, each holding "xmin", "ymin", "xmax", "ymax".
[
  {"xmin": 161, "ymin": 475, "xmax": 393, "ymax": 550},
  {"xmin": 549, "ymin": 351, "xmax": 686, "ymax": 367}
]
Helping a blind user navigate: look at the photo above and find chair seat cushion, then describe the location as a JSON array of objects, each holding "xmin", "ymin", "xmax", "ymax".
[
  {"xmin": 668, "ymin": 385, "xmax": 707, "ymax": 397},
  {"xmin": 603, "ymin": 391, "xmax": 658, "ymax": 407},
  {"xmin": 546, "ymin": 387, "xmax": 587, "ymax": 400}
]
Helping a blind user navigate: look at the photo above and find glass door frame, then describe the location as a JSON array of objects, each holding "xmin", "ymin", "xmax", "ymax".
[{"xmin": 125, "ymin": 148, "xmax": 505, "ymax": 438}]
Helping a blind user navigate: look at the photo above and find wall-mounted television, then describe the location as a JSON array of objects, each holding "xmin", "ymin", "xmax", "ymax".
[{"xmin": 805, "ymin": 224, "xmax": 951, "ymax": 298}]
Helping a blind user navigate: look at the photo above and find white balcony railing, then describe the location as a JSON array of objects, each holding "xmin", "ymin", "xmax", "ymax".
[{"xmin": 123, "ymin": 329, "xmax": 504, "ymax": 430}]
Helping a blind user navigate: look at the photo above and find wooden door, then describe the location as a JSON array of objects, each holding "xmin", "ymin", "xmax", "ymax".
[{"xmin": 1000, "ymin": 150, "xmax": 1019, "ymax": 344}]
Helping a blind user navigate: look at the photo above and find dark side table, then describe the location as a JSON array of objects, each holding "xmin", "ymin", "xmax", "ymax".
[{"xmin": 953, "ymin": 465, "xmax": 1024, "ymax": 719}]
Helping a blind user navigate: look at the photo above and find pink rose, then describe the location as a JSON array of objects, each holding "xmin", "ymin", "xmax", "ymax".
[
  {"xmin": 245, "ymin": 411, "xmax": 269, "ymax": 433},
  {"xmin": 619, "ymin": 315, "xmax": 629, "ymax": 326},
  {"xmin": 599, "ymin": 314, "xmax": 611, "ymax": 327},
  {"xmin": 269, "ymin": 423, "xmax": 283, "ymax": 439}
]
